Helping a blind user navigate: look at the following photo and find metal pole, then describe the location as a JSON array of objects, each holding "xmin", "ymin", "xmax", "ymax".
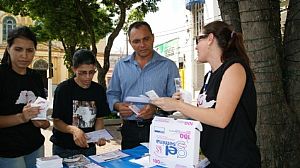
[{"xmin": 47, "ymin": 40, "xmax": 53, "ymax": 107}]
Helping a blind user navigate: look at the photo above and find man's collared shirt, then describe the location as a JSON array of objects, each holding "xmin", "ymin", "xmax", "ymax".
[{"xmin": 106, "ymin": 50, "xmax": 180, "ymax": 120}]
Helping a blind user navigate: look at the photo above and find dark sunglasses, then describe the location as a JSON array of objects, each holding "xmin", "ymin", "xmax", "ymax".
[{"xmin": 195, "ymin": 34, "xmax": 209, "ymax": 44}]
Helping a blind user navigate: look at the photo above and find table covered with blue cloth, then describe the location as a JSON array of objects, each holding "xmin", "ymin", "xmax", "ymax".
[{"xmin": 83, "ymin": 145, "xmax": 163, "ymax": 168}]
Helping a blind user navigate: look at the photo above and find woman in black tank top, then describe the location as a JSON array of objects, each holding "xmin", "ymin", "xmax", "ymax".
[{"xmin": 152, "ymin": 21, "xmax": 261, "ymax": 168}]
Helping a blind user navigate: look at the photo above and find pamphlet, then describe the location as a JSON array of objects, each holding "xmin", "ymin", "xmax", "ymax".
[
  {"xmin": 86, "ymin": 129, "xmax": 113, "ymax": 143},
  {"xmin": 31, "ymin": 97, "xmax": 49, "ymax": 120},
  {"xmin": 124, "ymin": 96, "xmax": 150, "ymax": 103},
  {"xmin": 128, "ymin": 104, "xmax": 141, "ymax": 115},
  {"xmin": 145, "ymin": 90, "xmax": 159, "ymax": 100}
]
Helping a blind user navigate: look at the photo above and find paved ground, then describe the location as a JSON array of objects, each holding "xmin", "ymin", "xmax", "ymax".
[{"xmin": 41, "ymin": 122, "xmax": 122, "ymax": 157}]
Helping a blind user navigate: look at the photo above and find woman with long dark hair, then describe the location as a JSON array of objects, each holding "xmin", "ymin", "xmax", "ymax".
[
  {"xmin": 151, "ymin": 21, "xmax": 261, "ymax": 167},
  {"xmin": 0, "ymin": 26, "xmax": 50, "ymax": 168}
]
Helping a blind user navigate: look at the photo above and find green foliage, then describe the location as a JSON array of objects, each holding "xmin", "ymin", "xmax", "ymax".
[
  {"xmin": 0, "ymin": 0, "xmax": 160, "ymax": 82},
  {"xmin": 1, "ymin": 0, "xmax": 113, "ymax": 73},
  {"xmin": 123, "ymin": 8, "xmax": 147, "ymax": 33},
  {"xmin": 104, "ymin": 112, "xmax": 119, "ymax": 119},
  {"xmin": 123, "ymin": 0, "xmax": 159, "ymax": 32}
]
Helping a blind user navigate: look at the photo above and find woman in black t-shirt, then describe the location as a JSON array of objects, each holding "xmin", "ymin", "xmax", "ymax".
[
  {"xmin": 152, "ymin": 21, "xmax": 261, "ymax": 168},
  {"xmin": 0, "ymin": 27, "xmax": 50, "ymax": 168}
]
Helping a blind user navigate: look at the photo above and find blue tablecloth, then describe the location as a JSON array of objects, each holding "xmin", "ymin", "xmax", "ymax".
[
  {"xmin": 91, "ymin": 145, "xmax": 163, "ymax": 168},
  {"xmin": 62, "ymin": 145, "xmax": 163, "ymax": 168},
  {"xmin": 96, "ymin": 145, "xmax": 148, "ymax": 168}
]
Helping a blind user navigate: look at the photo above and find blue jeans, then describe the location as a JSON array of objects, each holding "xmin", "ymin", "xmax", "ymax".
[
  {"xmin": 0, "ymin": 145, "xmax": 44, "ymax": 168},
  {"xmin": 52, "ymin": 144, "xmax": 96, "ymax": 158}
]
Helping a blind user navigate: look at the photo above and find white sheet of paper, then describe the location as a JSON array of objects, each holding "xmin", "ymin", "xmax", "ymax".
[
  {"xmin": 85, "ymin": 129, "xmax": 113, "ymax": 143},
  {"xmin": 89, "ymin": 150, "xmax": 129, "ymax": 163},
  {"xmin": 31, "ymin": 97, "xmax": 49, "ymax": 120},
  {"xmin": 180, "ymin": 89, "xmax": 193, "ymax": 104},
  {"xmin": 128, "ymin": 105, "xmax": 141, "ymax": 115},
  {"xmin": 129, "ymin": 155, "xmax": 156, "ymax": 167},
  {"xmin": 124, "ymin": 96, "xmax": 150, "ymax": 103},
  {"xmin": 145, "ymin": 90, "xmax": 159, "ymax": 100}
]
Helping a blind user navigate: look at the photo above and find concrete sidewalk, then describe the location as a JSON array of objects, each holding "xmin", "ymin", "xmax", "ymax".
[{"xmin": 41, "ymin": 122, "xmax": 122, "ymax": 157}]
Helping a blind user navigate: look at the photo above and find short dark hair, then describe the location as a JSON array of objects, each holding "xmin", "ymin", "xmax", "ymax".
[
  {"xmin": 1, "ymin": 26, "xmax": 37, "ymax": 66},
  {"xmin": 72, "ymin": 49, "xmax": 96, "ymax": 68},
  {"xmin": 127, "ymin": 21, "xmax": 153, "ymax": 36}
]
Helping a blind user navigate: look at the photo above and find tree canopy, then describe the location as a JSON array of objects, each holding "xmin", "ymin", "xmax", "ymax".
[{"xmin": 0, "ymin": 0, "xmax": 160, "ymax": 86}]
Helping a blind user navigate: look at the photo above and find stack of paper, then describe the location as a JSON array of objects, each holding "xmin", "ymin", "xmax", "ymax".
[
  {"xmin": 31, "ymin": 96, "xmax": 50, "ymax": 120},
  {"xmin": 36, "ymin": 155, "xmax": 63, "ymax": 168},
  {"xmin": 89, "ymin": 150, "xmax": 129, "ymax": 163}
]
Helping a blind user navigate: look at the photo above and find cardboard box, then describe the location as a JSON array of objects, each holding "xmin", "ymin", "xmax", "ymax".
[{"xmin": 149, "ymin": 116, "xmax": 202, "ymax": 167}]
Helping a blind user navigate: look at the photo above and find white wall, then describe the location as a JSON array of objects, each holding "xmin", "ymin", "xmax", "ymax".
[
  {"xmin": 203, "ymin": 0, "xmax": 221, "ymax": 74},
  {"xmin": 204, "ymin": 0, "xmax": 221, "ymax": 24}
]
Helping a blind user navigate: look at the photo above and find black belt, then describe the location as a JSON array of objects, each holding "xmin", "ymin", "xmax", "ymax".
[{"xmin": 123, "ymin": 119, "xmax": 153, "ymax": 127}]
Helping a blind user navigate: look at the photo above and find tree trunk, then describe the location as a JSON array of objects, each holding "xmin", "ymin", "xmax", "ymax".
[
  {"xmin": 97, "ymin": 0, "xmax": 127, "ymax": 89},
  {"xmin": 61, "ymin": 39, "xmax": 76, "ymax": 78},
  {"xmin": 238, "ymin": 0, "xmax": 287, "ymax": 167},
  {"xmin": 282, "ymin": 0, "xmax": 300, "ymax": 166},
  {"xmin": 283, "ymin": 0, "xmax": 300, "ymax": 127},
  {"xmin": 218, "ymin": 0, "xmax": 242, "ymax": 33}
]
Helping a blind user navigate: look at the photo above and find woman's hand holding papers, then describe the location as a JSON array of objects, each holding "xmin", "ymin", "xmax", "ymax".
[
  {"xmin": 151, "ymin": 97, "xmax": 180, "ymax": 112},
  {"xmin": 22, "ymin": 104, "xmax": 50, "ymax": 129},
  {"xmin": 20, "ymin": 104, "xmax": 40, "ymax": 122},
  {"xmin": 172, "ymin": 92, "xmax": 182, "ymax": 100},
  {"xmin": 151, "ymin": 92, "xmax": 185, "ymax": 112}
]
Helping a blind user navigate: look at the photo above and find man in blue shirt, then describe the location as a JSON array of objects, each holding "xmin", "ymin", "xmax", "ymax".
[{"xmin": 107, "ymin": 21, "xmax": 180, "ymax": 149}]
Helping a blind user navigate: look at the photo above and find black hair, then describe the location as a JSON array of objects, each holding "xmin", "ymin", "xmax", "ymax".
[
  {"xmin": 203, "ymin": 21, "xmax": 254, "ymax": 78},
  {"xmin": 1, "ymin": 26, "xmax": 37, "ymax": 66},
  {"xmin": 72, "ymin": 49, "xmax": 96, "ymax": 68},
  {"xmin": 127, "ymin": 21, "xmax": 153, "ymax": 37}
]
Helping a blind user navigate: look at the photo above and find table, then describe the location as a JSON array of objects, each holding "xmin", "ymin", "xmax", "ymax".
[
  {"xmin": 92, "ymin": 145, "xmax": 145, "ymax": 167},
  {"xmin": 90, "ymin": 145, "xmax": 163, "ymax": 168}
]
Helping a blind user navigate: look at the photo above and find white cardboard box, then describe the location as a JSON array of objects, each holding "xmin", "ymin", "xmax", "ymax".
[{"xmin": 149, "ymin": 116, "xmax": 202, "ymax": 167}]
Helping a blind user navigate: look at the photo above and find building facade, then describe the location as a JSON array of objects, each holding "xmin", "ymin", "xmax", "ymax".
[
  {"xmin": 0, "ymin": 11, "xmax": 69, "ymax": 87},
  {"xmin": 184, "ymin": 0, "xmax": 208, "ymax": 99},
  {"xmin": 0, "ymin": 11, "xmax": 120, "ymax": 89}
]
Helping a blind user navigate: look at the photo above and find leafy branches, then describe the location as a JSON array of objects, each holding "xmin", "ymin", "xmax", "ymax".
[{"xmin": 1, "ymin": 0, "xmax": 160, "ymax": 86}]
